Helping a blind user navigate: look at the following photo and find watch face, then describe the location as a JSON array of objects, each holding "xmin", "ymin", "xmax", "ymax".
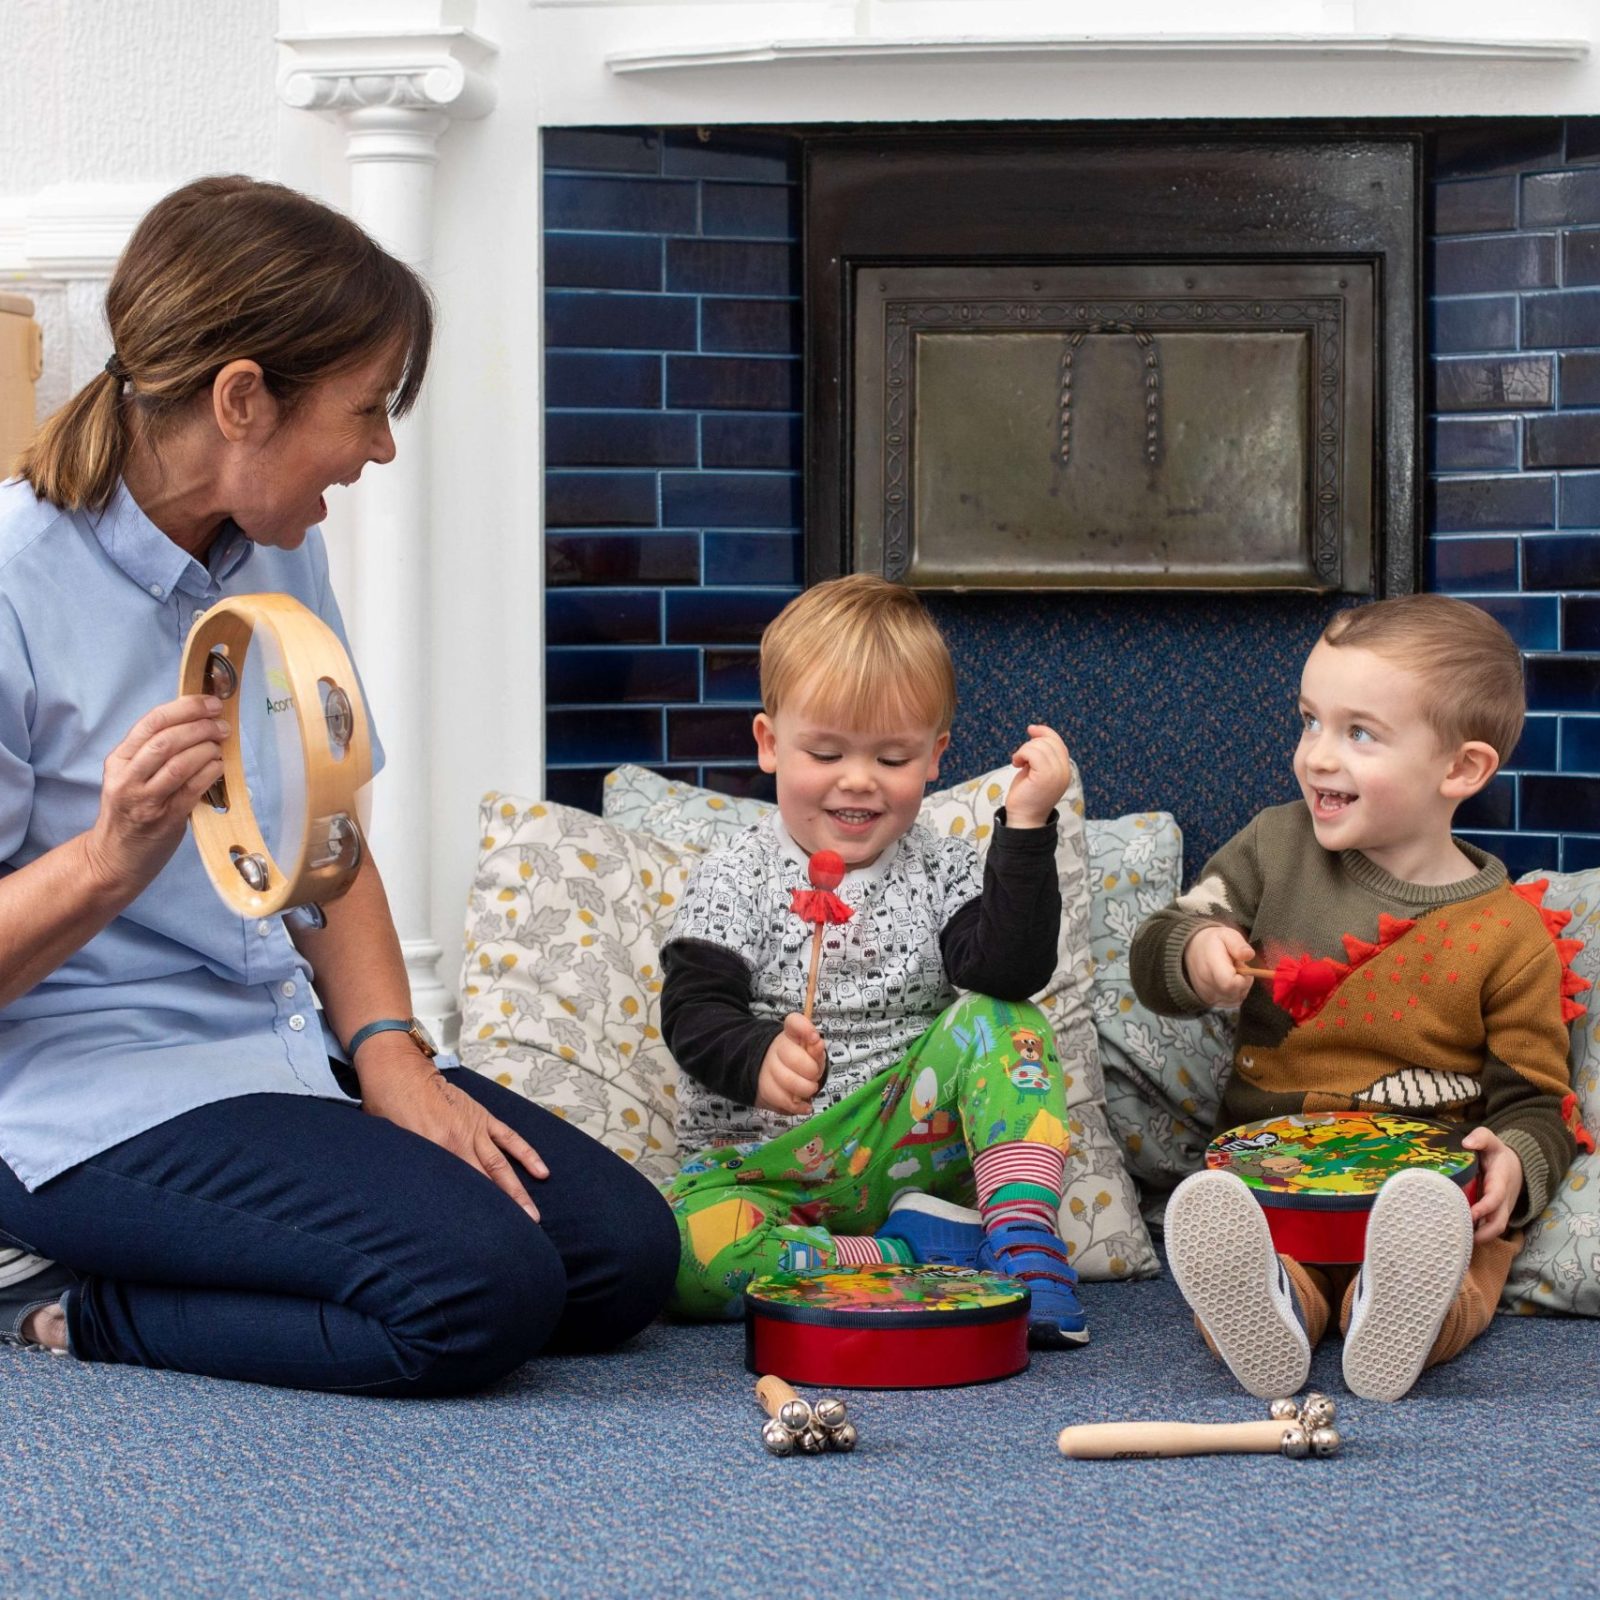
[{"xmin": 409, "ymin": 1018, "xmax": 439, "ymax": 1058}]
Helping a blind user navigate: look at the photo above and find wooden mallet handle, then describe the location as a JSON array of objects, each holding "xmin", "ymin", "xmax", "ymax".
[
  {"xmin": 756, "ymin": 1374, "xmax": 802, "ymax": 1420},
  {"xmin": 1234, "ymin": 960, "xmax": 1276, "ymax": 981},
  {"xmin": 1058, "ymin": 1419, "xmax": 1293, "ymax": 1459},
  {"xmin": 803, "ymin": 926, "xmax": 825, "ymax": 1021}
]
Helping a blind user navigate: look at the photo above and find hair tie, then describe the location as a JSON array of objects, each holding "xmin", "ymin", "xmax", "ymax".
[{"xmin": 104, "ymin": 352, "xmax": 126, "ymax": 380}]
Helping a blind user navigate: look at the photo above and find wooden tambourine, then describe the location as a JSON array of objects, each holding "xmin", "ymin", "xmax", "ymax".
[
  {"xmin": 178, "ymin": 593, "xmax": 372, "ymax": 917},
  {"xmin": 743, "ymin": 1264, "xmax": 1030, "ymax": 1389},
  {"xmin": 1205, "ymin": 1110, "xmax": 1481, "ymax": 1265}
]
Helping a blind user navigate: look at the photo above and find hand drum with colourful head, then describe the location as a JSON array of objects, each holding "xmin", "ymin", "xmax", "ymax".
[{"xmin": 178, "ymin": 593, "xmax": 372, "ymax": 917}]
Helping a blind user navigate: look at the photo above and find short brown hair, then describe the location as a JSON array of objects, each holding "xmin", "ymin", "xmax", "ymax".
[
  {"xmin": 760, "ymin": 574, "xmax": 958, "ymax": 733},
  {"xmin": 19, "ymin": 175, "xmax": 433, "ymax": 510},
  {"xmin": 1322, "ymin": 594, "xmax": 1525, "ymax": 762}
]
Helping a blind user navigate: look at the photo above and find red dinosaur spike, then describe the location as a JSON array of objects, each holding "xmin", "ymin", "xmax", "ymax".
[{"xmin": 1270, "ymin": 953, "xmax": 1351, "ymax": 1023}]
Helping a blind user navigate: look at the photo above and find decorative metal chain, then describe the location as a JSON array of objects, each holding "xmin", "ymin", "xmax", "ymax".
[{"xmin": 1058, "ymin": 323, "xmax": 1161, "ymax": 468}]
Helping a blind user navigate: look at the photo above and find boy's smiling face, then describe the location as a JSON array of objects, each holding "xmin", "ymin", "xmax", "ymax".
[
  {"xmin": 1293, "ymin": 639, "xmax": 1495, "ymax": 883},
  {"xmin": 753, "ymin": 681, "xmax": 949, "ymax": 868}
]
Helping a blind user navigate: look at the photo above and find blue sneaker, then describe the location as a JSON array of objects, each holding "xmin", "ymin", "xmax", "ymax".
[
  {"xmin": 875, "ymin": 1193, "xmax": 985, "ymax": 1268},
  {"xmin": 978, "ymin": 1219, "xmax": 1090, "ymax": 1347}
]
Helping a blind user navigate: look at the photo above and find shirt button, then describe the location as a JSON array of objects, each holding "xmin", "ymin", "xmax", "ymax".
[
  {"xmin": 256, "ymin": 920, "xmax": 272, "ymax": 938},
  {"xmin": 288, "ymin": 1014, "xmax": 306, "ymax": 1032},
  {"xmin": 280, "ymin": 980, "xmax": 296, "ymax": 998},
  {"xmin": 148, "ymin": 583, "xmax": 162, "ymax": 598}
]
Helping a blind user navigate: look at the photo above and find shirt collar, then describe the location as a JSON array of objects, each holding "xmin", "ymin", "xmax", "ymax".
[
  {"xmin": 769, "ymin": 812, "xmax": 904, "ymax": 894},
  {"xmin": 90, "ymin": 480, "xmax": 256, "ymax": 601}
]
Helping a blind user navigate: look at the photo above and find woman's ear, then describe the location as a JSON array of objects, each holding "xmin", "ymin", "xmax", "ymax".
[
  {"xmin": 1442, "ymin": 739, "xmax": 1500, "ymax": 800},
  {"xmin": 211, "ymin": 360, "xmax": 274, "ymax": 443}
]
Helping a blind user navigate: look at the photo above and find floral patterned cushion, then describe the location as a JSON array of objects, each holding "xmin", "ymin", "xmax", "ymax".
[
  {"xmin": 1501, "ymin": 867, "xmax": 1600, "ymax": 1317},
  {"xmin": 601, "ymin": 764, "xmax": 1161, "ymax": 1280},
  {"xmin": 1087, "ymin": 812, "xmax": 1234, "ymax": 1227}
]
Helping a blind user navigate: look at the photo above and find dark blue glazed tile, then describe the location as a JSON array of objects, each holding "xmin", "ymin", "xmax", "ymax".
[
  {"xmin": 703, "ymin": 530, "xmax": 803, "ymax": 586},
  {"xmin": 544, "ymin": 174, "xmax": 697, "ymax": 234},
  {"xmin": 1560, "ymin": 472, "xmax": 1600, "ymax": 528},
  {"xmin": 547, "ymin": 589, "xmax": 661, "ymax": 646},
  {"xmin": 1561, "ymin": 354, "xmax": 1600, "ymax": 407},
  {"xmin": 1565, "ymin": 597, "xmax": 1600, "ymax": 650},
  {"xmin": 1570, "ymin": 120, "xmax": 1600, "ymax": 166},
  {"xmin": 1565, "ymin": 230, "xmax": 1600, "ymax": 287},
  {"xmin": 546, "ymin": 412, "xmax": 697, "ymax": 468},
  {"xmin": 546, "ymin": 646, "xmax": 699, "ymax": 706},
  {"xmin": 545, "ymin": 471, "xmax": 658, "ymax": 529},
  {"xmin": 1462, "ymin": 594, "xmax": 1560, "ymax": 650},
  {"xmin": 1429, "ymin": 417, "xmax": 1519, "ymax": 473},
  {"xmin": 547, "ymin": 708, "xmax": 664, "ymax": 766},
  {"xmin": 662, "ymin": 471, "xmax": 801, "ymax": 530},
  {"xmin": 1426, "ymin": 535, "xmax": 1520, "ymax": 590},
  {"xmin": 1525, "ymin": 653, "xmax": 1600, "ymax": 711},
  {"xmin": 702, "ymin": 182, "xmax": 801, "ymax": 240},
  {"xmin": 547, "ymin": 533, "xmax": 700, "ymax": 589},
  {"xmin": 666, "ymin": 239, "xmax": 798, "ymax": 297},
  {"xmin": 1523, "ymin": 289, "xmax": 1600, "ymax": 347},
  {"xmin": 543, "ymin": 128, "xmax": 661, "ymax": 175},
  {"xmin": 1523, "ymin": 168, "xmax": 1600, "ymax": 226},
  {"xmin": 1432, "ymin": 356, "xmax": 1552, "ymax": 412},
  {"xmin": 1512, "ymin": 715, "xmax": 1559, "ymax": 770},
  {"xmin": 661, "ymin": 130, "xmax": 798, "ymax": 183},
  {"xmin": 1454, "ymin": 772, "xmax": 1517, "ymax": 830},
  {"xmin": 545, "ymin": 352, "xmax": 662, "ymax": 409},
  {"xmin": 700, "ymin": 299, "xmax": 802, "ymax": 355},
  {"xmin": 1522, "ymin": 774, "xmax": 1600, "ymax": 832},
  {"xmin": 1430, "ymin": 296, "xmax": 1517, "ymax": 355},
  {"xmin": 545, "ymin": 233, "xmax": 661, "ymax": 291},
  {"xmin": 666, "ymin": 588, "xmax": 791, "ymax": 645},
  {"xmin": 1560, "ymin": 715, "xmax": 1600, "ymax": 772},
  {"xmin": 698, "ymin": 765, "xmax": 776, "ymax": 801},
  {"xmin": 1524, "ymin": 533, "xmax": 1600, "ymax": 588},
  {"xmin": 1525, "ymin": 413, "xmax": 1600, "ymax": 470},
  {"xmin": 702, "ymin": 414, "xmax": 802, "ymax": 470},
  {"xmin": 703, "ymin": 647, "xmax": 762, "ymax": 703},
  {"xmin": 1429, "ymin": 475, "xmax": 1554, "ymax": 533},
  {"xmin": 542, "ymin": 766, "xmax": 611, "ymax": 814},
  {"xmin": 1429, "ymin": 175, "xmax": 1519, "ymax": 233},
  {"xmin": 544, "ymin": 292, "xmax": 697, "ymax": 352},
  {"xmin": 668, "ymin": 706, "xmax": 763, "ymax": 762},
  {"xmin": 1561, "ymin": 835, "xmax": 1600, "ymax": 872},
  {"xmin": 1431, "ymin": 235, "xmax": 1557, "ymax": 295},
  {"xmin": 667, "ymin": 356, "xmax": 802, "ymax": 411},
  {"xmin": 1434, "ymin": 122, "xmax": 1564, "ymax": 179},
  {"xmin": 1457, "ymin": 831, "xmax": 1560, "ymax": 877}
]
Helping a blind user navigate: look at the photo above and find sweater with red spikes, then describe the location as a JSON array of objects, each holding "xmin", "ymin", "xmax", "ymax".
[{"xmin": 1131, "ymin": 803, "xmax": 1588, "ymax": 1225}]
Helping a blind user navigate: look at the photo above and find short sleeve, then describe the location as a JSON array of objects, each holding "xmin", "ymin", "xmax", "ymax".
[
  {"xmin": 663, "ymin": 833, "xmax": 773, "ymax": 968},
  {"xmin": 0, "ymin": 595, "xmax": 36, "ymax": 863}
]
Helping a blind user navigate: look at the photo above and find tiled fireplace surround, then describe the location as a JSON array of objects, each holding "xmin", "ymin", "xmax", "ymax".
[{"xmin": 543, "ymin": 119, "xmax": 1600, "ymax": 878}]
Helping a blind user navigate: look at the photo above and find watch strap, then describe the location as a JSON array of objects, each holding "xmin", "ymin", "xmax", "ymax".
[{"xmin": 346, "ymin": 1017, "xmax": 416, "ymax": 1057}]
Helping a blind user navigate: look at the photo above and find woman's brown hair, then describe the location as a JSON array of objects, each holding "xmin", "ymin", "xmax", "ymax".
[{"xmin": 18, "ymin": 175, "xmax": 433, "ymax": 511}]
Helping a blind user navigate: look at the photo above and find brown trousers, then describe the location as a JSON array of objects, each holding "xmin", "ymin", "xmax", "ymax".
[{"xmin": 1201, "ymin": 1230, "xmax": 1522, "ymax": 1370}]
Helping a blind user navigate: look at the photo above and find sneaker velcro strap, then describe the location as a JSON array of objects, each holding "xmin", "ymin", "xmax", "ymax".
[{"xmin": 994, "ymin": 1240, "xmax": 1072, "ymax": 1268}]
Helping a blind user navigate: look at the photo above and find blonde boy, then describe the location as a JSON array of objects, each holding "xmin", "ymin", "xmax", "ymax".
[
  {"xmin": 659, "ymin": 575, "xmax": 1088, "ymax": 1345},
  {"xmin": 1132, "ymin": 594, "xmax": 1582, "ymax": 1401}
]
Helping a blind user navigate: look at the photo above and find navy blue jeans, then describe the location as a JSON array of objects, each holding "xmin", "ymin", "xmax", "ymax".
[{"xmin": 0, "ymin": 1069, "xmax": 678, "ymax": 1395}]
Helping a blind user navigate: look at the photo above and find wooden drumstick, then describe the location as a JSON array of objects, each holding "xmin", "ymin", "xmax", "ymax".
[
  {"xmin": 1234, "ymin": 959, "xmax": 1277, "ymax": 981},
  {"xmin": 1058, "ymin": 1419, "xmax": 1297, "ymax": 1459}
]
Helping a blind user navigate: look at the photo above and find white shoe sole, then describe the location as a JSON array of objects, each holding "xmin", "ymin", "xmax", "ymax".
[
  {"xmin": 1165, "ymin": 1169, "xmax": 1311, "ymax": 1400},
  {"xmin": 1342, "ymin": 1167, "xmax": 1473, "ymax": 1403}
]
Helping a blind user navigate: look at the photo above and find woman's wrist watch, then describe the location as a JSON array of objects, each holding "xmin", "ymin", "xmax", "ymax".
[{"xmin": 345, "ymin": 1016, "xmax": 438, "ymax": 1060}]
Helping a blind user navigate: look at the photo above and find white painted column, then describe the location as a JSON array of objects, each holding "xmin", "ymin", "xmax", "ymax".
[{"xmin": 277, "ymin": 20, "xmax": 496, "ymax": 1041}]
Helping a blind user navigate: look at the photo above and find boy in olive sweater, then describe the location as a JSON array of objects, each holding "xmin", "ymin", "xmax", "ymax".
[{"xmin": 1132, "ymin": 595, "xmax": 1585, "ymax": 1402}]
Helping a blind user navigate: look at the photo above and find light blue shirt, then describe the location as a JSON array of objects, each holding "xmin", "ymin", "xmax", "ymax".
[{"xmin": 0, "ymin": 477, "xmax": 385, "ymax": 1190}]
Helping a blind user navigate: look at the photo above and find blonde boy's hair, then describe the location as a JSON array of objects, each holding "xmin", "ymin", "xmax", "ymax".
[
  {"xmin": 760, "ymin": 574, "xmax": 958, "ymax": 732},
  {"xmin": 1322, "ymin": 594, "xmax": 1525, "ymax": 762}
]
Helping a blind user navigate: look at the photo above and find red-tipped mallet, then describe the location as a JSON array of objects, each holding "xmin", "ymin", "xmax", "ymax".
[{"xmin": 790, "ymin": 850, "xmax": 853, "ymax": 1022}]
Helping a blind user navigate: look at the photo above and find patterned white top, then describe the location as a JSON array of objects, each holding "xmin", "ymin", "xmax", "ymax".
[{"xmin": 665, "ymin": 812, "xmax": 983, "ymax": 1149}]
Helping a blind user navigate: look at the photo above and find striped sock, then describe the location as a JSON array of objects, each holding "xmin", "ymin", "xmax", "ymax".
[
  {"xmin": 974, "ymin": 1143, "xmax": 1066, "ymax": 1233},
  {"xmin": 832, "ymin": 1233, "xmax": 911, "ymax": 1267}
]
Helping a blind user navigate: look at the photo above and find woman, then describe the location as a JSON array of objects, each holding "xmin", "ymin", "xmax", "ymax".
[{"xmin": 0, "ymin": 176, "xmax": 677, "ymax": 1394}]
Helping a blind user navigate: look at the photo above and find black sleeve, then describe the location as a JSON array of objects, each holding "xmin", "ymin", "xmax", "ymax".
[
  {"xmin": 938, "ymin": 809, "xmax": 1061, "ymax": 1000},
  {"xmin": 659, "ymin": 937, "xmax": 783, "ymax": 1107}
]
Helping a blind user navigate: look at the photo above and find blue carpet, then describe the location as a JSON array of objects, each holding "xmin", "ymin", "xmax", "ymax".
[{"xmin": 3, "ymin": 1273, "xmax": 1596, "ymax": 1599}]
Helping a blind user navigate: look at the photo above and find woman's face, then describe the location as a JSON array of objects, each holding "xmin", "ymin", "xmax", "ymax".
[{"xmin": 230, "ymin": 346, "xmax": 401, "ymax": 549}]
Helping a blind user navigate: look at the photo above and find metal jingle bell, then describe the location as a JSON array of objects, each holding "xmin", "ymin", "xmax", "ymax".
[
  {"xmin": 1309, "ymin": 1425, "xmax": 1342, "ymax": 1459},
  {"xmin": 1268, "ymin": 1398, "xmax": 1301, "ymax": 1422},
  {"xmin": 1299, "ymin": 1395, "xmax": 1338, "ymax": 1432},
  {"xmin": 778, "ymin": 1398, "xmax": 814, "ymax": 1435},
  {"xmin": 825, "ymin": 1421, "xmax": 859, "ymax": 1453},
  {"xmin": 761, "ymin": 1419, "xmax": 796, "ymax": 1457},
  {"xmin": 813, "ymin": 1397, "xmax": 849, "ymax": 1432},
  {"xmin": 1279, "ymin": 1425, "xmax": 1311, "ymax": 1461},
  {"xmin": 796, "ymin": 1423, "xmax": 829, "ymax": 1455}
]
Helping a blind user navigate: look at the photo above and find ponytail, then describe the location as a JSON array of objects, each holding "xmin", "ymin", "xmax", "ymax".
[{"xmin": 17, "ymin": 368, "xmax": 129, "ymax": 512}]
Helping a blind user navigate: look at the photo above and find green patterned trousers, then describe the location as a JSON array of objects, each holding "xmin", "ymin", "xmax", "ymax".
[{"xmin": 664, "ymin": 994, "xmax": 1068, "ymax": 1318}]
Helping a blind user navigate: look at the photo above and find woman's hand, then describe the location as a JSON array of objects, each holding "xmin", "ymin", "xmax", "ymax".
[
  {"xmin": 81, "ymin": 695, "xmax": 229, "ymax": 894},
  {"xmin": 1005, "ymin": 724, "xmax": 1072, "ymax": 829},
  {"xmin": 359, "ymin": 1046, "xmax": 549, "ymax": 1221},
  {"xmin": 1461, "ymin": 1125, "xmax": 1522, "ymax": 1243}
]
